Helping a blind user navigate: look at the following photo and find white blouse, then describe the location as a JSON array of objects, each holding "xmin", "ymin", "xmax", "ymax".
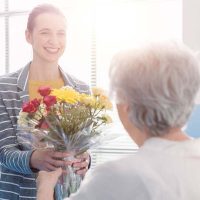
[{"xmin": 67, "ymin": 137, "xmax": 200, "ymax": 200}]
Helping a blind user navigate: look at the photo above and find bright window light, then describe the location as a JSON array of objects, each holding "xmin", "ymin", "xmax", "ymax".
[{"xmin": 0, "ymin": 0, "xmax": 182, "ymax": 166}]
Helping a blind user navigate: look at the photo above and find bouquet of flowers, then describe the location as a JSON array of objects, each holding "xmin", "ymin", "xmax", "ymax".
[{"xmin": 17, "ymin": 86, "xmax": 113, "ymax": 199}]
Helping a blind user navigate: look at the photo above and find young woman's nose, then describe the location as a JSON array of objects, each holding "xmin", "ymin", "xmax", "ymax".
[{"xmin": 48, "ymin": 33, "xmax": 59, "ymax": 45}]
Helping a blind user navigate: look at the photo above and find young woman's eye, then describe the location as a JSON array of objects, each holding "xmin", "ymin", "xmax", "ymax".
[
  {"xmin": 41, "ymin": 32, "xmax": 49, "ymax": 35},
  {"xmin": 58, "ymin": 32, "xmax": 66, "ymax": 36}
]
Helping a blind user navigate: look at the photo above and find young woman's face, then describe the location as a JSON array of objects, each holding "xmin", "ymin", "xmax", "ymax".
[{"xmin": 26, "ymin": 13, "xmax": 66, "ymax": 64}]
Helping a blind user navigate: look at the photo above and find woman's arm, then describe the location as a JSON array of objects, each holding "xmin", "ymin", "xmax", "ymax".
[
  {"xmin": 0, "ymin": 94, "xmax": 34, "ymax": 174},
  {"xmin": 37, "ymin": 168, "xmax": 62, "ymax": 200}
]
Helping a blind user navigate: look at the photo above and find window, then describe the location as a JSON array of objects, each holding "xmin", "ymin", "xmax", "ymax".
[
  {"xmin": 0, "ymin": 0, "xmax": 182, "ymax": 168},
  {"xmin": 0, "ymin": 17, "xmax": 5, "ymax": 75}
]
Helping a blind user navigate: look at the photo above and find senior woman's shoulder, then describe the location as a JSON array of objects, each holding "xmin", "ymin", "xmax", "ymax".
[
  {"xmin": 74, "ymin": 155, "xmax": 152, "ymax": 200},
  {"xmin": 89, "ymin": 154, "xmax": 143, "ymax": 179}
]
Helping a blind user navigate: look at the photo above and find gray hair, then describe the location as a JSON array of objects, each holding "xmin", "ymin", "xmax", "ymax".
[{"xmin": 109, "ymin": 42, "xmax": 200, "ymax": 136}]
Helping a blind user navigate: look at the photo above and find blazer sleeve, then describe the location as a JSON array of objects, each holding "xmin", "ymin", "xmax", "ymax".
[{"xmin": 0, "ymin": 94, "xmax": 34, "ymax": 174}]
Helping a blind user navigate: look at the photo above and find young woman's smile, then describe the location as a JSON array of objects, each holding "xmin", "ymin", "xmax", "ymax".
[{"xmin": 26, "ymin": 13, "xmax": 66, "ymax": 63}]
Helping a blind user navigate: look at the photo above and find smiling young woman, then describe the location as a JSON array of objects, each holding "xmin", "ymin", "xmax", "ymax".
[{"xmin": 0, "ymin": 4, "xmax": 90, "ymax": 200}]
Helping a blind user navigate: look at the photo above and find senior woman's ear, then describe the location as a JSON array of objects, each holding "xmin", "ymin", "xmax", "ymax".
[
  {"xmin": 116, "ymin": 104, "xmax": 148, "ymax": 146},
  {"xmin": 116, "ymin": 104, "xmax": 131, "ymax": 131}
]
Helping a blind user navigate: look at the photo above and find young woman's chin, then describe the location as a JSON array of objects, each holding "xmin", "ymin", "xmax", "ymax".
[{"xmin": 41, "ymin": 53, "xmax": 63, "ymax": 63}]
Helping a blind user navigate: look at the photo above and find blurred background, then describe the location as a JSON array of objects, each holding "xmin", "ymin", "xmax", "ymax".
[{"xmin": 0, "ymin": 0, "xmax": 199, "ymax": 168}]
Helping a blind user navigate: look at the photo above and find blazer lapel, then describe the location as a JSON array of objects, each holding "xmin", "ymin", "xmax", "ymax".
[
  {"xmin": 17, "ymin": 62, "xmax": 30, "ymax": 103},
  {"xmin": 59, "ymin": 66, "xmax": 77, "ymax": 88}
]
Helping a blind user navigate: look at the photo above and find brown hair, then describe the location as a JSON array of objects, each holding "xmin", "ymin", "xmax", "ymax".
[{"xmin": 27, "ymin": 4, "xmax": 66, "ymax": 32}]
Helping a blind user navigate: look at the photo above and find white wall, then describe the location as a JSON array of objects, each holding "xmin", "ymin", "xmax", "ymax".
[
  {"xmin": 183, "ymin": 0, "xmax": 200, "ymax": 103},
  {"xmin": 183, "ymin": 0, "xmax": 200, "ymax": 51}
]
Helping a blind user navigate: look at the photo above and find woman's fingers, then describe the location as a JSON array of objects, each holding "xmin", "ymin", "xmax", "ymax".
[
  {"xmin": 73, "ymin": 160, "xmax": 88, "ymax": 169},
  {"xmin": 47, "ymin": 157, "xmax": 72, "ymax": 168},
  {"xmin": 72, "ymin": 152, "xmax": 90, "ymax": 176},
  {"xmin": 51, "ymin": 151, "xmax": 70, "ymax": 159},
  {"xmin": 30, "ymin": 149, "xmax": 73, "ymax": 171},
  {"xmin": 75, "ymin": 152, "xmax": 89, "ymax": 161},
  {"xmin": 75, "ymin": 167, "xmax": 88, "ymax": 175},
  {"xmin": 31, "ymin": 149, "xmax": 90, "ymax": 174},
  {"xmin": 45, "ymin": 163, "xmax": 58, "ymax": 171}
]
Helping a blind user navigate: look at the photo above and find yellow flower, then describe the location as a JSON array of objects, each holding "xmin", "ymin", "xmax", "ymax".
[
  {"xmin": 80, "ymin": 93, "xmax": 96, "ymax": 107},
  {"xmin": 92, "ymin": 87, "xmax": 107, "ymax": 97},
  {"xmin": 18, "ymin": 85, "xmax": 113, "ymax": 137},
  {"xmin": 51, "ymin": 87, "xmax": 80, "ymax": 104},
  {"xmin": 101, "ymin": 114, "xmax": 113, "ymax": 124},
  {"xmin": 98, "ymin": 95, "xmax": 113, "ymax": 110}
]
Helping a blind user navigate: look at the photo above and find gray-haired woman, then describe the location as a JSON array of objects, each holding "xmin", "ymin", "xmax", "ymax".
[{"xmin": 37, "ymin": 42, "xmax": 200, "ymax": 200}]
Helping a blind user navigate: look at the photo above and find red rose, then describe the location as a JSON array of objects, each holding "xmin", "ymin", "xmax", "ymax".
[
  {"xmin": 38, "ymin": 120, "xmax": 49, "ymax": 129},
  {"xmin": 22, "ymin": 102, "xmax": 37, "ymax": 113},
  {"xmin": 31, "ymin": 98, "xmax": 41, "ymax": 108},
  {"xmin": 43, "ymin": 95, "xmax": 57, "ymax": 107},
  {"xmin": 38, "ymin": 86, "xmax": 51, "ymax": 97}
]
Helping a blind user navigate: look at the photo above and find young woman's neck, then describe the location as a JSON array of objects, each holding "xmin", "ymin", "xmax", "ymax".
[{"xmin": 29, "ymin": 60, "xmax": 62, "ymax": 81}]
